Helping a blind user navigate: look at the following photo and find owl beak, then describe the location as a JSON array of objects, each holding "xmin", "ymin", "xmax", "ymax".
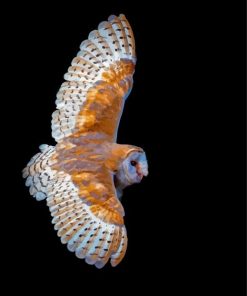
[{"xmin": 136, "ymin": 164, "xmax": 148, "ymax": 179}]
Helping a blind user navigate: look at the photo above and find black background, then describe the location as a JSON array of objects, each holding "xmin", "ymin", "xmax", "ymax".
[{"xmin": 3, "ymin": 0, "xmax": 245, "ymax": 293}]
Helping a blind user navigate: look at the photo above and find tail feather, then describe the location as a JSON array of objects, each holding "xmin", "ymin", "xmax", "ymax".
[{"xmin": 22, "ymin": 145, "xmax": 56, "ymax": 201}]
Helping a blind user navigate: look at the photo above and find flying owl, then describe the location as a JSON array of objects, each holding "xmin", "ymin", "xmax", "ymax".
[{"xmin": 22, "ymin": 14, "xmax": 148, "ymax": 269}]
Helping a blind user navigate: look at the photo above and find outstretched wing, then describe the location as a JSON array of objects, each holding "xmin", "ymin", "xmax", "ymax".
[
  {"xmin": 48, "ymin": 165, "xmax": 128, "ymax": 268},
  {"xmin": 52, "ymin": 14, "xmax": 136, "ymax": 143},
  {"xmin": 23, "ymin": 144, "xmax": 128, "ymax": 268}
]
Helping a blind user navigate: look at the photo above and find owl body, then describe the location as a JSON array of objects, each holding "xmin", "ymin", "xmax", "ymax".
[{"xmin": 23, "ymin": 14, "xmax": 148, "ymax": 268}]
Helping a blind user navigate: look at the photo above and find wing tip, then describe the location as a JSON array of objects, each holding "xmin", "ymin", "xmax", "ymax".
[{"xmin": 108, "ymin": 14, "xmax": 117, "ymax": 22}]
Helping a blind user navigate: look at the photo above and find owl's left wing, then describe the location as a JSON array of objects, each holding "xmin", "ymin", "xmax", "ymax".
[
  {"xmin": 46, "ymin": 164, "xmax": 127, "ymax": 268},
  {"xmin": 52, "ymin": 14, "xmax": 136, "ymax": 143}
]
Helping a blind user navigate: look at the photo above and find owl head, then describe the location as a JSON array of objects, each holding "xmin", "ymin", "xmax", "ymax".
[{"xmin": 115, "ymin": 149, "xmax": 148, "ymax": 189}]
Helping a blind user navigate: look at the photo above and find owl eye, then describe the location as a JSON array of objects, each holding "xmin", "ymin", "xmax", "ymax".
[{"xmin": 130, "ymin": 160, "xmax": 137, "ymax": 166}]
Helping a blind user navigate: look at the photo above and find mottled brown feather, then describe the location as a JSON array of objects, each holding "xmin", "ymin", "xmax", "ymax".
[{"xmin": 70, "ymin": 60, "xmax": 135, "ymax": 140}]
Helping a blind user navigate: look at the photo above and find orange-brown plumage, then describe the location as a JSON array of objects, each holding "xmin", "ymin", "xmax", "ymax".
[
  {"xmin": 73, "ymin": 60, "xmax": 135, "ymax": 140},
  {"xmin": 23, "ymin": 14, "xmax": 148, "ymax": 269},
  {"xmin": 52, "ymin": 142, "xmax": 140, "ymax": 225}
]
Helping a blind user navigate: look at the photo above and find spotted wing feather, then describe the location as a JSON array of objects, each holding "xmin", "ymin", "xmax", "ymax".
[
  {"xmin": 47, "ymin": 170, "xmax": 127, "ymax": 268},
  {"xmin": 51, "ymin": 14, "xmax": 136, "ymax": 143},
  {"xmin": 23, "ymin": 14, "xmax": 135, "ymax": 269},
  {"xmin": 23, "ymin": 148, "xmax": 127, "ymax": 268}
]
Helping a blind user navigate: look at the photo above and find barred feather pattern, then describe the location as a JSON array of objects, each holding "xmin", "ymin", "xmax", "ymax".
[
  {"xmin": 47, "ymin": 171, "xmax": 127, "ymax": 268},
  {"xmin": 23, "ymin": 149, "xmax": 127, "ymax": 268},
  {"xmin": 22, "ymin": 145, "xmax": 56, "ymax": 201},
  {"xmin": 52, "ymin": 14, "xmax": 136, "ymax": 142},
  {"xmin": 22, "ymin": 14, "xmax": 140, "ymax": 269}
]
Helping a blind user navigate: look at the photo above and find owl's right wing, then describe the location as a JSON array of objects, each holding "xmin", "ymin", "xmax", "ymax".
[
  {"xmin": 52, "ymin": 14, "xmax": 136, "ymax": 143},
  {"xmin": 23, "ymin": 145, "xmax": 127, "ymax": 268},
  {"xmin": 48, "ymin": 169, "xmax": 127, "ymax": 268}
]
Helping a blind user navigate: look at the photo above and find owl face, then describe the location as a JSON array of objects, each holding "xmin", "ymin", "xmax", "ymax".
[{"xmin": 116, "ymin": 150, "xmax": 148, "ymax": 187}]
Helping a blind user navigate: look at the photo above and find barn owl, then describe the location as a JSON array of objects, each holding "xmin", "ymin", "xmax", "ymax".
[{"xmin": 22, "ymin": 14, "xmax": 148, "ymax": 269}]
